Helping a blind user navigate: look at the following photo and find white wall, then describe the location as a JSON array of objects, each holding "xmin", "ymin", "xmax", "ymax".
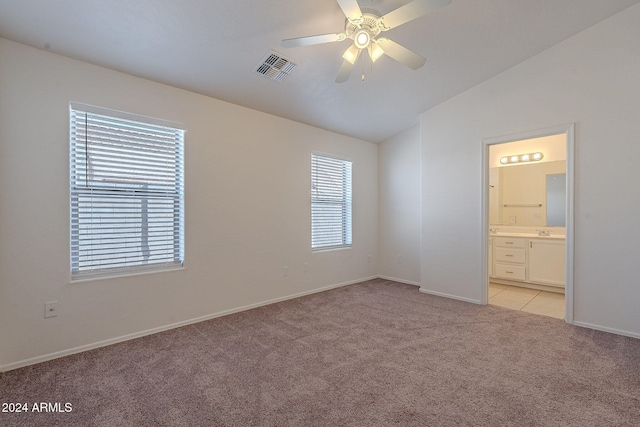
[
  {"xmin": 0, "ymin": 38, "xmax": 378, "ymax": 370},
  {"xmin": 420, "ymin": 4, "xmax": 640, "ymax": 337},
  {"xmin": 378, "ymin": 126, "xmax": 421, "ymax": 285}
]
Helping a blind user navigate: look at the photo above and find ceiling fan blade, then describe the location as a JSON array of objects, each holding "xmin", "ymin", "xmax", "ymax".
[
  {"xmin": 281, "ymin": 33, "xmax": 344, "ymax": 48},
  {"xmin": 379, "ymin": 0, "xmax": 451, "ymax": 29},
  {"xmin": 376, "ymin": 38, "xmax": 426, "ymax": 70},
  {"xmin": 335, "ymin": 59, "xmax": 356, "ymax": 83},
  {"xmin": 336, "ymin": 0, "xmax": 363, "ymax": 20}
]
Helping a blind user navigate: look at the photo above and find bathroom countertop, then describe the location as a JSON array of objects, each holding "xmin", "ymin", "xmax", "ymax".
[{"xmin": 490, "ymin": 232, "xmax": 565, "ymax": 240}]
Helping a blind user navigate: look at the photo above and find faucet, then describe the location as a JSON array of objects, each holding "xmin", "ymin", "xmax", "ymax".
[{"xmin": 537, "ymin": 229, "xmax": 551, "ymax": 236}]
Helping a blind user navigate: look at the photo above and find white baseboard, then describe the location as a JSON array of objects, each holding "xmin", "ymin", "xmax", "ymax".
[
  {"xmin": 377, "ymin": 276, "xmax": 421, "ymax": 287},
  {"xmin": 5, "ymin": 277, "xmax": 638, "ymax": 372},
  {"xmin": 0, "ymin": 276, "xmax": 377, "ymax": 372},
  {"xmin": 418, "ymin": 287, "xmax": 482, "ymax": 305},
  {"xmin": 572, "ymin": 321, "xmax": 640, "ymax": 340}
]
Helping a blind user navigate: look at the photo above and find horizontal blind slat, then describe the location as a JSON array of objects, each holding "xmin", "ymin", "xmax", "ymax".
[
  {"xmin": 311, "ymin": 154, "xmax": 352, "ymax": 250},
  {"xmin": 70, "ymin": 107, "xmax": 184, "ymax": 278}
]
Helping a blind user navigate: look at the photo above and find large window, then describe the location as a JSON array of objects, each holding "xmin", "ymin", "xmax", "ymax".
[
  {"xmin": 70, "ymin": 104, "xmax": 185, "ymax": 279},
  {"xmin": 311, "ymin": 153, "xmax": 352, "ymax": 250}
]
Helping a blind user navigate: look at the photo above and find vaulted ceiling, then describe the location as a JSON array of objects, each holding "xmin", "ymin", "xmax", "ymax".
[{"xmin": 1, "ymin": 0, "xmax": 637, "ymax": 142}]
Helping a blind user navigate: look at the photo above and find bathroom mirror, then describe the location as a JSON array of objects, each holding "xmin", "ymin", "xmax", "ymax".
[
  {"xmin": 489, "ymin": 160, "xmax": 566, "ymax": 226},
  {"xmin": 546, "ymin": 173, "xmax": 566, "ymax": 226}
]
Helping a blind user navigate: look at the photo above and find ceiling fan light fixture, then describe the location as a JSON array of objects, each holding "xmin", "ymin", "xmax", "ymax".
[
  {"xmin": 369, "ymin": 42, "xmax": 384, "ymax": 62},
  {"xmin": 354, "ymin": 30, "xmax": 371, "ymax": 49},
  {"xmin": 342, "ymin": 44, "xmax": 360, "ymax": 64},
  {"xmin": 281, "ymin": 0, "xmax": 452, "ymax": 83}
]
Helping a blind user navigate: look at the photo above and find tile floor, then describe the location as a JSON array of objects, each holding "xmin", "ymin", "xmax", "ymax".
[{"xmin": 489, "ymin": 283, "xmax": 565, "ymax": 319}]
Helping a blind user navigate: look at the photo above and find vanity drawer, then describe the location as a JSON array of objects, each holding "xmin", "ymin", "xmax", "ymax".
[
  {"xmin": 495, "ymin": 247, "xmax": 526, "ymax": 263},
  {"xmin": 494, "ymin": 263, "xmax": 526, "ymax": 281},
  {"xmin": 493, "ymin": 237, "xmax": 526, "ymax": 249}
]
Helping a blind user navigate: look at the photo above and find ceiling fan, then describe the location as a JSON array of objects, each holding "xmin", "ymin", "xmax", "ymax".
[{"xmin": 281, "ymin": 0, "xmax": 452, "ymax": 83}]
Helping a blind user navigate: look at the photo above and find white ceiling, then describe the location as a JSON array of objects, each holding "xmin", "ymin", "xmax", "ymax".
[{"xmin": 1, "ymin": 0, "xmax": 638, "ymax": 143}]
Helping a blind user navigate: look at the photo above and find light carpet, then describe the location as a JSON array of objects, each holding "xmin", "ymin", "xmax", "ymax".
[{"xmin": 1, "ymin": 279, "xmax": 639, "ymax": 426}]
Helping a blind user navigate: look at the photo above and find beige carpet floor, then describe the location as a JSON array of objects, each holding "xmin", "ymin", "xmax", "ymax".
[{"xmin": 1, "ymin": 278, "xmax": 639, "ymax": 426}]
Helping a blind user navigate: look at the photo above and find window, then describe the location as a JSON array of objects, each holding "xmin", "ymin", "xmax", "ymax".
[
  {"xmin": 70, "ymin": 104, "xmax": 185, "ymax": 279},
  {"xmin": 311, "ymin": 154, "xmax": 352, "ymax": 250}
]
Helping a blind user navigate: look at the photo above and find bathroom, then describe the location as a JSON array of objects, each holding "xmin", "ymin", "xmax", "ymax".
[{"xmin": 487, "ymin": 133, "xmax": 567, "ymax": 319}]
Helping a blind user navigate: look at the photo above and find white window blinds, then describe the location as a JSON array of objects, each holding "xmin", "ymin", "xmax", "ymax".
[
  {"xmin": 70, "ymin": 105, "xmax": 185, "ymax": 279},
  {"xmin": 311, "ymin": 154, "xmax": 352, "ymax": 250}
]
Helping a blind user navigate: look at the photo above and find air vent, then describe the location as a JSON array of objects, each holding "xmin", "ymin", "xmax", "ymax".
[{"xmin": 253, "ymin": 51, "xmax": 298, "ymax": 83}]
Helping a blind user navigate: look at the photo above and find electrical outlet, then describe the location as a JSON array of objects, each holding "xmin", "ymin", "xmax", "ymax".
[
  {"xmin": 368, "ymin": 255, "xmax": 372, "ymax": 263},
  {"xmin": 303, "ymin": 263, "xmax": 308, "ymax": 273},
  {"xmin": 397, "ymin": 254, "xmax": 402, "ymax": 263},
  {"xmin": 283, "ymin": 266, "xmax": 288, "ymax": 277},
  {"xmin": 44, "ymin": 301, "xmax": 58, "ymax": 318}
]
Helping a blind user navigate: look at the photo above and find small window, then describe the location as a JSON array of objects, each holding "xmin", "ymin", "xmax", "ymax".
[
  {"xmin": 311, "ymin": 154, "xmax": 352, "ymax": 250},
  {"xmin": 70, "ymin": 104, "xmax": 185, "ymax": 279}
]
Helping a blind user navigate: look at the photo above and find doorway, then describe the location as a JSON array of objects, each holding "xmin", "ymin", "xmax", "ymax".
[{"xmin": 482, "ymin": 125, "xmax": 574, "ymax": 323}]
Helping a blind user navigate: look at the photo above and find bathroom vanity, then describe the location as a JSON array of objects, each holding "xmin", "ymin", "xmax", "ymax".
[{"xmin": 489, "ymin": 228, "xmax": 565, "ymax": 293}]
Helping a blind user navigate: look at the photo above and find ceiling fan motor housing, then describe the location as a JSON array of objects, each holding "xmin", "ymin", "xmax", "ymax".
[{"xmin": 346, "ymin": 8, "xmax": 382, "ymax": 49}]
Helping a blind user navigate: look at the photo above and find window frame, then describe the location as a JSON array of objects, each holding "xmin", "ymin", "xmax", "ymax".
[
  {"xmin": 311, "ymin": 153, "xmax": 353, "ymax": 251},
  {"xmin": 69, "ymin": 102, "xmax": 185, "ymax": 281}
]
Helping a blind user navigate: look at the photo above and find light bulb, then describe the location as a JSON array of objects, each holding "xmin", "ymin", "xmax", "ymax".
[{"xmin": 354, "ymin": 30, "xmax": 370, "ymax": 49}]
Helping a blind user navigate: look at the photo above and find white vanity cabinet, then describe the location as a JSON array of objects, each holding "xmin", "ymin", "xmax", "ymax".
[
  {"xmin": 528, "ymin": 239, "xmax": 565, "ymax": 287},
  {"xmin": 493, "ymin": 237, "xmax": 527, "ymax": 281},
  {"xmin": 490, "ymin": 235, "xmax": 565, "ymax": 290}
]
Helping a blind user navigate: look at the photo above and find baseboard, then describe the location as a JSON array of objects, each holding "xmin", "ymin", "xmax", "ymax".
[
  {"xmin": 377, "ymin": 275, "xmax": 421, "ymax": 287},
  {"xmin": 0, "ymin": 276, "xmax": 377, "ymax": 372},
  {"xmin": 572, "ymin": 321, "xmax": 640, "ymax": 340},
  {"xmin": 418, "ymin": 287, "xmax": 482, "ymax": 305}
]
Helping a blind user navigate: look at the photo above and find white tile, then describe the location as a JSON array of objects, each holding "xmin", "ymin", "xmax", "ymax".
[
  {"xmin": 489, "ymin": 283, "xmax": 510, "ymax": 298},
  {"xmin": 489, "ymin": 288, "xmax": 503, "ymax": 298},
  {"xmin": 489, "ymin": 298, "xmax": 529, "ymax": 310},
  {"xmin": 501, "ymin": 287, "xmax": 540, "ymax": 297},
  {"xmin": 492, "ymin": 285, "xmax": 566, "ymax": 319},
  {"xmin": 489, "ymin": 283, "xmax": 509, "ymax": 291},
  {"xmin": 522, "ymin": 304, "xmax": 565, "ymax": 319},
  {"xmin": 491, "ymin": 290, "xmax": 538, "ymax": 307},
  {"xmin": 533, "ymin": 291, "xmax": 564, "ymax": 303},
  {"xmin": 525, "ymin": 292, "xmax": 565, "ymax": 311}
]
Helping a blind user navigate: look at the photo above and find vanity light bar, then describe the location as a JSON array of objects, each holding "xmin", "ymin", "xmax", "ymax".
[{"xmin": 500, "ymin": 152, "xmax": 544, "ymax": 165}]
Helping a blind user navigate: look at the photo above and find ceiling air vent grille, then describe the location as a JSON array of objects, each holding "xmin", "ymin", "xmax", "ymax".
[{"xmin": 253, "ymin": 51, "xmax": 297, "ymax": 83}]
